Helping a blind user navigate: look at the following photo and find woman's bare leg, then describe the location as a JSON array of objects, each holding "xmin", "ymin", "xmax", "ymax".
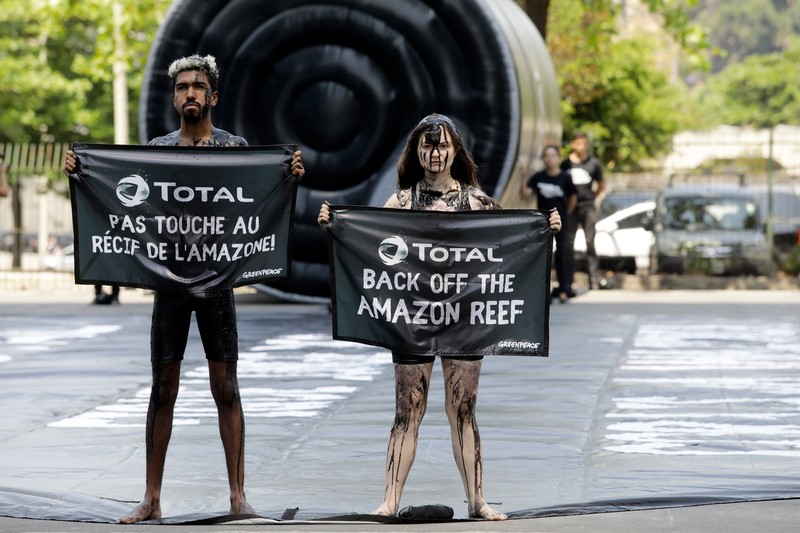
[
  {"xmin": 372, "ymin": 362, "xmax": 433, "ymax": 516},
  {"xmin": 441, "ymin": 358, "xmax": 506, "ymax": 521}
]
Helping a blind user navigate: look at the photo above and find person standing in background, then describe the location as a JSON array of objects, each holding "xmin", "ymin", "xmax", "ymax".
[
  {"xmin": 522, "ymin": 145, "xmax": 577, "ymax": 303},
  {"xmin": 561, "ymin": 132, "xmax": 604, "ymax": 291},
  {"xmin": 92, "ymin": 284, "xmax": 120, "ymax": 305}
]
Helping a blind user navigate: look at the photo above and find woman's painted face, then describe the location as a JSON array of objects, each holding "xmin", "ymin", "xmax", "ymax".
[{"xmin": 417, "ymin": 125, "xmax": 455, "ymax": 175}]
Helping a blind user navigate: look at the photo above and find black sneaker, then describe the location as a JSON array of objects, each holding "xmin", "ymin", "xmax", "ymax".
[{"xmin": 94, "ymin": 293, "xmax": 113, "ymax": 305}]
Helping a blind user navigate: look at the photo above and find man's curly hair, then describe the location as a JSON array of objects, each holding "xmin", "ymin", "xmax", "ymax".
[{"xmin": 167, "ymin": 54, "xmax": 220, "ymax": 92}]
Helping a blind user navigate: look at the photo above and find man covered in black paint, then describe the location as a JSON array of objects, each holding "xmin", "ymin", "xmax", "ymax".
[{"xmin": 64, "ymin": 54, "xmax": 305, "ymax": 523}]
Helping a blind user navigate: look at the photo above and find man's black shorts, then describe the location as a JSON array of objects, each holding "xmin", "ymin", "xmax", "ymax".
[{"xmin": 151, "ymin": 289, "xmax": 238, "ymax": 364}]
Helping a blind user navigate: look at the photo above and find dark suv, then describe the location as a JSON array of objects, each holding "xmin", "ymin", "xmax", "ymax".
[
  {"xmin": 749, "ymin": 183, "xmax": 800, "ymax": 269},
  {"xmin": 649, "ymin": 183, "xmax": 772, "ymax": 276}
]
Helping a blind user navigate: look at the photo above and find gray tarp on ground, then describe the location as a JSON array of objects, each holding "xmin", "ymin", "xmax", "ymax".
[{"xmin": 1, "ymin": 294, "xmax": 799, "ymax": 524}]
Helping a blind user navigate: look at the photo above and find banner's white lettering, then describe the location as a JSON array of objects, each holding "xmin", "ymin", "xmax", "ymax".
[
  {"xmin": 357, "ymin": 296, "xmax": 459, "ymax": 325},
  {"xmin": 146, "ymin": 242, "xmax": 168, "ymax": 260},
  {"xmin": 470, "ymin": 300, "xmax": 524, "ymax": 325},
  {"xmin": 362, "ymin": 269, "xmax": 421, "ymax": 291},
  {"xmin": 242, "ymin": 268, "xmax": 283, "ymax": 279},
  {"xmin": 92, "ymin": 235, "xmax": 141, "ymax": 255},
  {"xmin": 152, "ymin": 182, "xmax": 254, "ymax": 203},
  {"xmin": 410, "ymin": 243, "xmax": 503, "ymax": 263},
  {"xmin": 477, "ymin": 273, "xmax": 515, "ymax": 293},
  {"xmin": 173, "ymin": 234, "xmax": 276, "ymax": 262},
  {"xmin": 429, "ymin": 273, "xmax": 469, "ymax": 294},
  {"xmin": 154, "ymin": 215, "xmax": 226, "ymax": 235},
  {"xmin": 108, "ymin": 214, "xmax": 146, "ymax": 233},
  {"xmin": 233, "ymin": 216, "xmax": 259, "ymax": 234},
  {"xmin": 358, "ymin": 261, "xmax": 520, "ymax": 326}
]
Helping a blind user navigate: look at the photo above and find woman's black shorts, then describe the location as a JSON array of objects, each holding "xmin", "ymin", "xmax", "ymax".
[{"xmin": 391, "ymin": 352, "xmax": 483, "ymax": 365}]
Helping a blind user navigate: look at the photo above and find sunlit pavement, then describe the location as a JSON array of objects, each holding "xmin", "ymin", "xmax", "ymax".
[{"xmin": 0, "ymin": 286, "xmax": 798, "ymax": 532}]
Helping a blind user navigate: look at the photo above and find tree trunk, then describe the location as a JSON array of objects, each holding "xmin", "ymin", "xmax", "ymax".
[{"xmin": 517, "ymin": 0, "xmax": 550, "ymax": 39}]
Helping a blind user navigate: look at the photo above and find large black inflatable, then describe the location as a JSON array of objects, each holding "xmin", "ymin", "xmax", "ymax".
[{"xmin": 140, "ymin": 0, "xmax": 561, "ymax": 300}]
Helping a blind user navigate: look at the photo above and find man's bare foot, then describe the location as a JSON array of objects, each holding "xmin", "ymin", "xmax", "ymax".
[
  {"xmin": 117, "ymin": 499, "xmax": 161, "ymax": 524},
  {"xmin": 230, "ymin": 498, "xmax": 255, "ymax": 516},
  {"xmin": 470, "ymin": 501, "xmax": 507, "ymax": 521},
  {"xmin": 370, "ymin": 503, "xmax": 396, "ymax": 516}
]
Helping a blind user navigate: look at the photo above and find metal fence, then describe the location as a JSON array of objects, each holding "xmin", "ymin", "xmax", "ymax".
[{"xmin": 0, "ymin": 142, "xmax": 73, "ymax": 290}]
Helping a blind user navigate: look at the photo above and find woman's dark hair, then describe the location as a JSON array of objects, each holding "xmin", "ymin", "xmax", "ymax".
[
  {"xmin": 541, "ymin": 144, "xmax": 561, "ymax": 157},
  {"xmin": 396, "ymin": 113, "xmax": 479, "ymax": 190}
]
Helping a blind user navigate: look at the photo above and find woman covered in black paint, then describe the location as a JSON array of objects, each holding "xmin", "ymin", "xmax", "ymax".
[{"xmin": 318, "ymin": 113, "xmax": 561, "ymax": 520}]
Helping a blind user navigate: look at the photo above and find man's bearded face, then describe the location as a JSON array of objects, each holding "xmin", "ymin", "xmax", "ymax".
[{"xmin": 173, "ymin": 70, "xmax": 215, "ymax": 124}]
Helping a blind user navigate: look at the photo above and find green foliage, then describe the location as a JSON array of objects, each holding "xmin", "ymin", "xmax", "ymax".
[
  {"xmin": 641, "ymin": 0, "xmax": 710, "ymax": 70},
  {"xmin": 575, "ymin": 38, "xmax": 696, "ymax": 171},
  {"xmin": 697, "ymin": 37, "xmax": 800, "ymax": 128},
  {"xmin": 692, "ymin": 0, "xmax": 797, "ymax": 73},
  {"xmin": 0, "ymin": 0, "xmax": 171, "ymax": 144},
  {"xmin": 548, "ymin": 0, "xmax": 700, "ymax": 171}
]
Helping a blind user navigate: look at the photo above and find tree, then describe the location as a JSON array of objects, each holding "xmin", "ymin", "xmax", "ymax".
[
  {"xmin": 697, "ymin": 37, "xmax": 800, "ymax": 128},
  {"xmin": 545, "ymin": 0, "xmax": 702, "ymax": 170},
  {"xmin": 516, "ymin": 0, "xmax": 551, "ymax": 38},
  {"xmin": 0, "ymin": 0, "xmax": 170, "ymax": 144},
  {"xmin": 691, "ymin": 0, "xmax": 796, "ymax": 73}
]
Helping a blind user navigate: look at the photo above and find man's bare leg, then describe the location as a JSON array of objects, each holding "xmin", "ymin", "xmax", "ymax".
[
  {"xmin": 209, "ymin": 360, "xmax": 254, "ymax": 515},
  {"xmin": 372, "ymin": 362, "xmax": 433, "ymax": 516},
  {"xmin": 118, "ymin": 361, "xmax": 182, "ymax": 524},
  {"xmin": 442, "ymin": 359, "xmax": 507, "ymax": 521}
]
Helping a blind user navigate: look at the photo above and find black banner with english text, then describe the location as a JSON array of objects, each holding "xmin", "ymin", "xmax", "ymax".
[
  {"xmin": 326, "ymin": 206, "xmax": 553, "ymax": 357},
  {"xmin": 68, "ymin": 143, "xmax": 297, "ymax": 292}
]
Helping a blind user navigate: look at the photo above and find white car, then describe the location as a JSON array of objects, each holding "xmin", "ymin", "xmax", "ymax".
[
  {"xmin": 573, "ymin": 200, "xmax": 655, "ymax": 273},
  {"xmin": 41, "ymin": 244, "xmax": 75, "ymax": 272}
]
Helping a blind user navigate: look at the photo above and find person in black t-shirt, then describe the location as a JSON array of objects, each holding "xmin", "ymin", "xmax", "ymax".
[
  {"xmin": 523, "ymin": 145, "xmax": 577, "ymax": 302},
  {"xmin": 560, "ymin": 132, "xmax": 605, "ymax": 290}
]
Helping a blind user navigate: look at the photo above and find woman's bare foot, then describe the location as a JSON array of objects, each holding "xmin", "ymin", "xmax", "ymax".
[
  {"xmin": 117, "ymin": 498, "xmax": 161, "ymax": 524},
  {"xmin": 470, "ymin": 501, "xmax": 507, "ymax": 521},
  {"xmin": 370, "ymin": 502, "xmax": 396, "ymax": 516},
  {"xmin": 230, "ymin": 498, "xmax": 255, "ymax": 516}
]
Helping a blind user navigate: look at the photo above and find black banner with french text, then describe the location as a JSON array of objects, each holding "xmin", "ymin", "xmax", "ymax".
[
  {"xmin": 326, "ymin": 206, "xmax": 552, "ymax": 357},
  {"xmin": 68, "ymin": 143, "xmax": 297, "ymax": 292}
]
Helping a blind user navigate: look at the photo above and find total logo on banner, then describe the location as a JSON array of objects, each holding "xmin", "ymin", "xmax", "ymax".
[
  {"xmin": 115, "ymin": 175, "xmax": 254, "ymax": 208},
  {"xmin": 377, "ymin": 235, "xmax": 504, "ymax": 267},
  {"xmin": 116, "ymin": 175, "xmax": 150, "ymax": 207}
]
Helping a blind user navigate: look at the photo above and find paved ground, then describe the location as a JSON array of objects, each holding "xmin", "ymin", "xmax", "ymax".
[{"xmin": 1, "ymin": 285, "xmax": 798, "ymax": 532}]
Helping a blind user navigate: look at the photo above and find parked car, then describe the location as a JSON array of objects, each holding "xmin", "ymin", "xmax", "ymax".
[
  {"xmin": 648, "ymin": 183, "xmax": 772, "ymax": 276},
  {"xmin": 597, "ymin": 189, "xmax": 657, "ymax": 220},
  {"xmin": 749, "ymin": 183, "xmax": 800, "ymax": 268},
  {"xmin": 41, "ymin": 244, "xmax": 74, "ymax": 272},
  {"xmin": 574, "ymin": 200, "xmax": 655, "ymax": 274}
]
